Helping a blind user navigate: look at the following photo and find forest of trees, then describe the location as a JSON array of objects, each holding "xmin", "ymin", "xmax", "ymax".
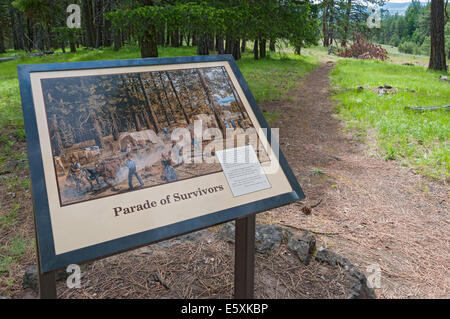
[
  {"xmin": 0, "ymin": 0, "xmax": 387, "ymax": 59},
  {"xmin": 0, "ymin": 0, "xmax": 319, "ymax": 59},
  {"xmin": 369, "ymin": 0, "xmax": 450, "ymax": 59},
  {"xmin": 0, "ymin": 0, "xmax": 447, "ymax": 70}
]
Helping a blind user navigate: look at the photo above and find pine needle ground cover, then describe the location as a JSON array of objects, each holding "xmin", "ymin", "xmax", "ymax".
[{"xmin": 331, "ymin": 59, "xmax": 449, "ymax": 180}]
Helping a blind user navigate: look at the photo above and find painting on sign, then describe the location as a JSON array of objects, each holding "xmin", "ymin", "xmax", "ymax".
[{"xmin": 42, "ymin": 67, "xmax": 270, "ymax": 206}]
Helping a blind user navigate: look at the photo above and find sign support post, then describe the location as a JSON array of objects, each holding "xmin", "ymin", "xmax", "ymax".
[
  {"xmin": 34, "ymin": 210, "xmax": 57, "ymax": 299},
  {"xmin": 234, "ymin": 214, "xmax": 256, "ymax": 299},
  {"xmin": 38, "ymin": 266, "xmax": 56, "ymax": 299}
]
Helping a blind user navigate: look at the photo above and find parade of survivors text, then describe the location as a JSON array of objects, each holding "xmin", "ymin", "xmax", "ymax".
[{"xmin": 112, "ymin": 184, "xmax": 225, "ymax": 217}]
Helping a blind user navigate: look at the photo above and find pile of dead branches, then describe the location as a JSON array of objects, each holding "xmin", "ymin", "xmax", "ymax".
[{"xmin": 339, "ymin": 33, "xmax": 388, "ymax": 61}]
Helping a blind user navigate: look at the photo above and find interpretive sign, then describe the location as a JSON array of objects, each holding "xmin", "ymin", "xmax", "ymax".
[{"xmin": 18, "ymin": 55, "xmax": 304, "ymax": 275}]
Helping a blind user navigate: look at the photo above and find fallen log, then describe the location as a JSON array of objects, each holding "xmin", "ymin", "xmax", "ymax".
[{"xmin": 405, "ymin": 105, "xmax": 450, "ymax": 112}]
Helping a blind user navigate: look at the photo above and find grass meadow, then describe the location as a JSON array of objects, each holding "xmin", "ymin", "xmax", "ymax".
[{"xmin": 331, "ymin": 59, "xmax": 449, "ymax": 179}]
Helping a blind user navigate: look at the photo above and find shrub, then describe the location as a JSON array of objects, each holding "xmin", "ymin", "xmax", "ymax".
[{"xmin": 398, "ymin": 41, "xmax": 417, "ymax": 54}]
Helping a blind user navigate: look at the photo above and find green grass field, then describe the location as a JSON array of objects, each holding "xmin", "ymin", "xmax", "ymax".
[{"xmin": 331, "ymin": 59, "xmax": 449, "ymax": 179}]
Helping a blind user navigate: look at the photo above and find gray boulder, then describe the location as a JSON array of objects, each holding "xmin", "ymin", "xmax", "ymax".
[
  {"xmin": 315, "ymin": 247, "xmax": 376, "ymax": 299},
  {"xmin": 287, "ymin": 231, "xmax": 316, "ymax": 265},
  {"xmin": 315, "ymin": 247, "xmax": 351, "ymax": 268},
  {"xmin": 255, "ymin": 225, "xmax": 293, "ymax": 253},
  {"xmin": 347, "ymin": 266, "xmax": 377, "ymax": 299},
  {"xmin": 217, "ymin": 221, "xmax": 236, "ymax": 243},
  {"xmin": 217, "ymin": 223, "xmax": 293, "ymax": 253},
  {"xmin": 157, "ymin": 228, "xmax": 212, "ymax": 248},
  {"xmin": 22, "ymin": 264, "xmax": 86, "ymax": 292},
  {"xmin": 22, "ymin": 265, "xmax": 38, "ymax": 291}
]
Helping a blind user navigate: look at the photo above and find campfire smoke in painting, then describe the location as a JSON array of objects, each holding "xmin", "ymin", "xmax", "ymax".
[{"xmin": 42, "ymin": 66, "xmax": 269, "ymax": 206}]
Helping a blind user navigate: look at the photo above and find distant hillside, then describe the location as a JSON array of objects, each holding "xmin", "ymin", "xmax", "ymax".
[{"xmin": 382, "ymin": 2, "xmax": 428, "ymax": 15}]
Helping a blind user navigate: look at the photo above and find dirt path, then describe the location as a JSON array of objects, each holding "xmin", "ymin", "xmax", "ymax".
[{"xmin": 260, "ymin": 63, "xmax": 449, "ymax": 298}]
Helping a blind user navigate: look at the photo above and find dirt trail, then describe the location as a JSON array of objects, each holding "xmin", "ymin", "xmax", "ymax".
[{"xmin": 261, "ymin": 63, "xmax": 449, "ymax": 298}]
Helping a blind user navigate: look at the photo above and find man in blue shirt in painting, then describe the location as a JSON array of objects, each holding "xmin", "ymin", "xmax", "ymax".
[{"xmin": 125, "ymin": 153, "xmax": 144, "ymax": 191}]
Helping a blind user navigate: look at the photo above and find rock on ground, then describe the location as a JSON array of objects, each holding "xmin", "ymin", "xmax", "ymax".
[
  {"xmin": 287, "ymin": 231, "xmax": 316, "ymax": 265},
  {"xmin": 315, "ymin": 247, "xmax": 376, "ymax": 299}
]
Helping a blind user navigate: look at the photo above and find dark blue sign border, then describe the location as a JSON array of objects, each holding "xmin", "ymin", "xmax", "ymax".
[{"xmin": 17, "ymin": 54, "xmax": 304, "ymax": 273}]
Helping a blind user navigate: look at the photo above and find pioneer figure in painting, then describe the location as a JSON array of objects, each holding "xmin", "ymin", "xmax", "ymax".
[
  {"xmin": 125, "ymin": 153, "xmax": 144, "ymax": 191},
  {"xmin": 68, "ymin": 156, "xmax": 84, "ymax": 193},
  {"xmin": 161, "ymin": 152, "xmax": 178, "ymax": 182},
  {"xmin": 54, "ymin": 155, "xmax": 66, "ymax": 175}
]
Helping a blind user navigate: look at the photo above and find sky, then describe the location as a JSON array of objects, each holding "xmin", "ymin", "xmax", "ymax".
[{"xmin": 384, "ymin": 0, "xmax": 428, "ymax": 3}]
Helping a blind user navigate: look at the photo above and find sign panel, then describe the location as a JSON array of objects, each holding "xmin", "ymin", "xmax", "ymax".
[{"xmin": 18, "ymin": 55, "xmax": 304, "ymax": 272}]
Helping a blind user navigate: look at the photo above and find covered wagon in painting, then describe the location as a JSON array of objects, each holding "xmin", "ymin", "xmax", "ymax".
[
  {"xmin": 192, "ymin": 114, "xmax": 218, "ymax": 130},
  {"xmin": 118, "ymin": 129, "xmax": 165, "ymax": 153}
]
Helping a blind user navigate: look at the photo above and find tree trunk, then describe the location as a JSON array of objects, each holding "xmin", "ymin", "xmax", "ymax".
[
  {"xmin": 232, "ymin": 38, "xmax": 241, "ymax": 60},
  {"xmin": 158, "ymin": 73, "xmax": 177, "ymax": 123},
  {"xmin": 94, "ymin": 0, "xmax": 103, "ymax": 48},
  {"xmin": 10, "ymin": 5, "xmax": 25, "ymax": 50},
  {"xmin": 0, "ymin": 27, "xmax": 5, "ymax": 54},
  {"xmin": 197, "ymin": 69, "xmax": 226, "ymax": 137},
  {"xmin": 113, "ymin": 29, "xmax": 121, "ymax": 51},
  {"xmin": 26, "ymin": 18, "xmax": 32, "ymax": 51},
  {"xmin": 150, "ymin": 73, "xmax": 171, "ymax": 126},
  {"xmin": 140, "ymin": 27, "xmax": 158, "ymax": 58},
  {"xmin": 269, "ymin": 40, "xmax": 276, "ymax": 52},
  {"xmin": 341, "ymin": 0, "xmax": 352, "ymax": 47},
  {"xmin": 52, "ymin": 114, "xmax": 63, "ymax": 156},
  {"xmin": 141, "ymin": 109, "xmax": 153, "ymax": 131},
  {"xmin": 253, "ymin": 38, "xmax": 259, "ymax": 59},
  {"xmin": 197, "ymin": 33, "xmax": 209, "ymax": 55},
  {"xmin": 158, "ymin": 28, "xmax": 165, "ymax": 45},
  {"xmin": 225, "ymin": 34, "xmax": 233, "ymax": 54},
  {"xmin": 322, "ymin": 5, "xmax": 329, "ymax": 47},
  {"xmin": 92, "ymin": 116, "xmax": 104, "ymax": 149},
  {"xmin": 69, "ymin": 39, "xmax": 76, "ymax": 53},
  {"xmin": 216, "ymin": 35, "xmax": 224, "ymax": 54},
  {"xmin": 259, "ymin": 38, "xmax": 266, "ymax": 58},
  {"xmin": 103, "ymin": 0, "xmax": 112, "ymax": 47},
  {"xmin": 241, "ymin": 39, "xmax": 246, "ymax": 52},
  {"xmin": 166, "ymin": 72, "xmax": 190, "ymax": 124},
  {"xmin": 138, "ymin": 74, "xmax": 160, "ymax": 133},
  {"xmin": 171, "ymin": 29, "xmax": 180, "ymax": 47},
  {"xmin": 428, "ymin": 0, "xmax": 447, "ymax": 71},
  {"xmin": 134, "ymin": 112, "xmax": 142, "ymax": 131},
  {"xmin": 82, "ymin": 0, "xmax": 95, "ymax": 48},
  {"xmin": 207, "ymin": 34, "xmax": 215, "ymax": 51},
  {"xmin": 110, "ymin": 110, "xmax": 119, "ymax": 140}
]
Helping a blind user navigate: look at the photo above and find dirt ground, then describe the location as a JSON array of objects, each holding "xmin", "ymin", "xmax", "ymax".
[{"xmin": 259, "ymin": 63, "xmax": 449, "ymax": 299}]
